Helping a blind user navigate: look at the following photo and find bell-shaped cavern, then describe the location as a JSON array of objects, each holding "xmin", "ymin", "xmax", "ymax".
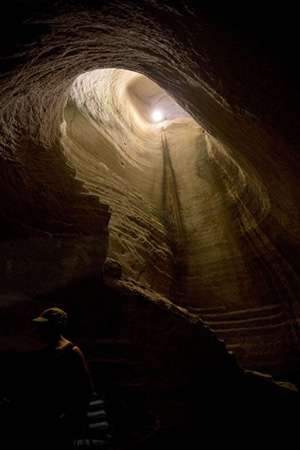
[{"xmin": 0, "ymin": 1, "xmax": 300, "ymax": 448}]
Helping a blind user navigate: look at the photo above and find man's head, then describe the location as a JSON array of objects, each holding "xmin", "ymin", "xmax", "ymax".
[{"xmin": 32, "ymin": 307, "xmax": 67, "ymax": 344}]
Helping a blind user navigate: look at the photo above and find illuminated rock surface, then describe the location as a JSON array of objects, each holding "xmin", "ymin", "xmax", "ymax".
[{"xmin": 0, "ymin": 1, "xmax": 300, "ymax": 447}]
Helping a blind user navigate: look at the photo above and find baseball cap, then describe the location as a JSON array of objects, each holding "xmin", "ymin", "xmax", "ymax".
[{"xmin": 32, "ymin": 307, "xmax": 67, "ymax": 326}]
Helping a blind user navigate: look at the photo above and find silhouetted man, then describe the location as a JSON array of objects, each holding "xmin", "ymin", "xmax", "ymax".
[{"xmin": 21, "ymin": 307, "xmax": 94, "ymax": 449}]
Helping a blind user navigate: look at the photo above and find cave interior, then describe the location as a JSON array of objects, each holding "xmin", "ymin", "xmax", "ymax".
[{"xmin": 0, "ymin": 1, "xmax": 300, "ymax": 448}]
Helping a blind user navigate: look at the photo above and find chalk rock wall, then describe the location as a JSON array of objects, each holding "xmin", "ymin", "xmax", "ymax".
[
  {"xmin": 61, "ymin": 67, "xmax": 300, "ymax": 319},
  {"xmin": 0, "ymin": 0, "xmax": 299, "ymax": 381},
  {"xmin": 62, "ymin": 69, "xmax": 177, "ymax": 296}
]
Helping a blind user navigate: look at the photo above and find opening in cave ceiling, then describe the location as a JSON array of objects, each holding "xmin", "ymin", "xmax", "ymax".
[{"xmin": 61, "ymin": 68, "xmax": 271, "ymax": 311}]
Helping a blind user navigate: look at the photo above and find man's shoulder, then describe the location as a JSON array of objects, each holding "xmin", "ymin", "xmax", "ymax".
[
  {"xmin": 70, "ymin": 345, "xmax": 87, "ymax": 362},
  {"xmin": 71, "ymin": 345, "xmax": 83, "ymax": 355}
]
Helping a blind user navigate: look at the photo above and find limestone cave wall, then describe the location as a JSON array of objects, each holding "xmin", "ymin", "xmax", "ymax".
[
  {"xmin": 62, "ymin": 69, "xmax": 174, "ymax": 296},
  {"xmin": 0, "ymin": 1, "xmax": 300, "ymax": 446},
  {"xmin": 0, "ymin": 1, "xmax": 298, "ymax": 305}
]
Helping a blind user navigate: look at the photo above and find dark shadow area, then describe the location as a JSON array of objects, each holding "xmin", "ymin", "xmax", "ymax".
[{"xmin": 1, "ymin": 279, "xmax": 299, "ymax": 448}]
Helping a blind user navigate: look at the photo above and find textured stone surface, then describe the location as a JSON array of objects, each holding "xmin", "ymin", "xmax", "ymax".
[
  {"xmin": 59, "ymin": 67, "xmax": 300, "ymax": 381},
  {"xmin": 0, "ymin": 2, "xmax": 299, "ymax": 301},
  {"xmin": 62, "ymin": 68, "xmax": 300, "ymax": 314},
  {"xmin": 1, "ymin": 280, "xmax": 298, "ymax": 447},
  {"xmin": 0, "ymin": 1, "xmax": 300, "ymax": 446}
]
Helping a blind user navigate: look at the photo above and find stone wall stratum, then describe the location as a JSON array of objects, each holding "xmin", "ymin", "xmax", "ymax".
[{"xmin": 0, "ymin": 1, "xmax": 300, "ymax": 447}]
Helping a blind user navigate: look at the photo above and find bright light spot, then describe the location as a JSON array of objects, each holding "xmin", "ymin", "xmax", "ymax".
[{"xmin": 152, "ymin": 110, "xmax": 164, "ymax": 122}]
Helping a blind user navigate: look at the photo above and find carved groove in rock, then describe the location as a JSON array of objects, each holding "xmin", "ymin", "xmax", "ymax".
[{"xmin": 0, "ymin": 2, "xmax": 300, "ymax": 447}]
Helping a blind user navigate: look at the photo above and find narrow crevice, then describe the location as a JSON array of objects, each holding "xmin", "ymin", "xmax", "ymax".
[{"xmin": 161, "ymin": 128, "xmax": 187, "ymax": 306}]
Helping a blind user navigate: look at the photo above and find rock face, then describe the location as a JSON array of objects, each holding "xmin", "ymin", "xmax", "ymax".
[
  {"xmin": 60, "ymin": 68, "xmax": 300, "ymax": 380},
  {"xmin": 62, "ymin": 69, "xmax": 175, "ymax": 297},
  {"xmin": 62, "ymin": 67, "xmax": 299, "ymax": 311},
  {"xmin": 0, "ymin": 1, "xmax": 300, "ymax": 447}
]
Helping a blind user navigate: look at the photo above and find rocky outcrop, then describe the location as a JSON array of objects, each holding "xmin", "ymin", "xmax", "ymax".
[
  {"xmin": 0, "ymin": 1, "xmax": 300, "ymax": 446},
  {"xmin": 1, "ymin": 280, "xmax": 298, "ymax": 447},
  {"xmin": 0, "ymin": 1, "xmax": 299, "ymax": 305}
]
